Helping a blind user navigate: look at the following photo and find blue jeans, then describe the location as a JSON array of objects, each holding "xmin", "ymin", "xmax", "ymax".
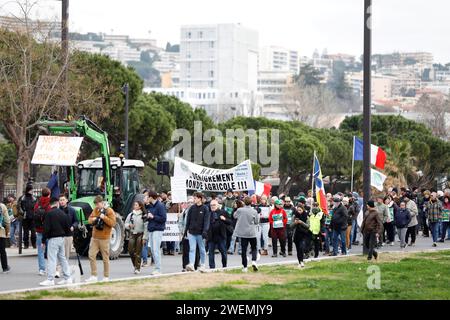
[
  {"xmin": 47, "ymin": 237, "xmax": 70, "ymax": 281},
  {"xmin": 208, "ymin": 239, "xmax": 227, "ymax": 269},
  {"xmin": 141, "ymin": 240, "xmax": 148, "ymax": 263},
  {"xmin": 228, "ymin": 235, "xmax": 242, "ymax": 254},
  {"xmin": 350, "ymin": 220, "xmax": 359, "ymax": 244},
  {"xmin": 9, "ymin": 220, "xmax": 19, "ymax": 246},
  {"xmin": 188, "ymin": 233, "xmax": 206, "ymax": 266},
  {"xmin": 332, "ymin": 229, "xmax": 347, "ymax": 255},
  {"xmin": 36, "ymin": 232, "xmax": 46, "ymax": 272},
  {"xmin": 260, "ymin": 223, "xmax": 270, "ymax": 250},
  {"xmin": 429, "ymin": 222, "xmax": 440, "ymax": 243},
  {"xmin": 324, "ymin": 228, "xmax": 332, "ymax": 252},
  {"xmin": 148, "ymin": 231, "xmax": 163, "ymax": 272}
]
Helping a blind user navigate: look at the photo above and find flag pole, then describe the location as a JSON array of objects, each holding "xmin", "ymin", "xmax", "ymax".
[
  {"xmin": 312, "ymin": 150, "xmax": 316, "ymax": 197},
  {"xmin": 351, "ymin": 136, "xmax": 355, "ymax": 192}
]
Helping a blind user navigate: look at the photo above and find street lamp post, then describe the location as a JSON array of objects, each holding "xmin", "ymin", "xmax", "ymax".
[
  {"xmin": 363, "ymin": 0, "xmax": 372, "ymax": 254},
  {"xmin": 122, "ymin": 83, "xmax": 130, "ymax": 159},
  {"xmin": 61, "ymin": 0, "xmax": 69, "ymax": 118}
]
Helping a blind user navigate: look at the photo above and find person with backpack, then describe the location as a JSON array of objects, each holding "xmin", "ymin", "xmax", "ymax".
[
  {"xmin": 0, "ymin": 201, "xmax": 11, "ymax": 273},
  {"xmin": 18, "ymin": 183, "xmax": 37, "ymax": 250},
  {"xmin": 124, "ymin": 201, "xmax": 148, "ymax": 274},
  {"xmin": 33, "ymin": 187, "xmax": 52, "ymax": 276},
  {"xmin": 394, "ymin": 201, "xmax": 411, "ymax": 249}
]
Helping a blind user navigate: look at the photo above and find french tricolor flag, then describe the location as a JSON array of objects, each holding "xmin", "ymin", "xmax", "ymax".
[
  {"xmin": 249, "ymin": 181, "xmax": 272, "ymax": 197},
  {"xmin": 353, "ymin": 136, "xmax": 387, "ymax": 170}
]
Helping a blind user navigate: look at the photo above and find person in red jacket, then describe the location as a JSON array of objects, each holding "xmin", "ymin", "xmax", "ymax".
[
  {"xmin": 33, "ymin": 188, "xmax": 52, "ymax": 276},
  {"xmin": 269, "ymin": 199, "xmax": 288, "ymax": 257}
]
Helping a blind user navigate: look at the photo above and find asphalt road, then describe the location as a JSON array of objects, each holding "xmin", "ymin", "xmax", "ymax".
[{"xmin": 1, "ymin": 233, "xmax": 449, "ymax": 293}]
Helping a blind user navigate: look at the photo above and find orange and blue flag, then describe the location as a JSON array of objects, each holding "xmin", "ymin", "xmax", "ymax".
[{"xmin": 313, "ymin": 154, "xmax": 328, "ymax": 214}]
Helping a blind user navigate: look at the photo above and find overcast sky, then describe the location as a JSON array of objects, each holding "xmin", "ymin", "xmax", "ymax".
[{"xmin": 1, "ymin": 0, "xmax": 449, "ymax": 63}]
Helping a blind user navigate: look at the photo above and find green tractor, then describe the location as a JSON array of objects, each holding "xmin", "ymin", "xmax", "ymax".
[{"xmin": 37, "ymin": 116, "xmax": 144, "ymax": 259}]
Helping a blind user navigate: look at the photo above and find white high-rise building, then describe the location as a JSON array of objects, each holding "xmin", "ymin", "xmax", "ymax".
[{"xmin": 259, "ymin": 46, "xmax": 299, "ymax": 75}]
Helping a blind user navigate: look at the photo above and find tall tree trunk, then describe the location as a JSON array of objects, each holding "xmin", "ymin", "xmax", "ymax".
[{"xmin": 16, "ymin": 157, "xmax": 25, "ymax": 196}]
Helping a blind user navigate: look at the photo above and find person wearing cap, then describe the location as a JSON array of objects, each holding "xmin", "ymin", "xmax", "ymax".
[
  {"xmin": 361, "ymin": 200, "xmax": 382, "ymax": 261},
  {"xmin": 330, "ymin": 195, "xmax": 348, "ymax": 256},
  {"xmin": 283, "ymin": 197, "xmax": 297, "ymax": 256},
  {"xmin": 404, "ymin": 192, "xmax": 419, "ymax": 247},
  {"xmin": 425, "ymin": 192, "xmax": 443, "ymax": 247},
  {"xmin": 269, "ymin": 199, "xmax": 288, "ymax": 257}
]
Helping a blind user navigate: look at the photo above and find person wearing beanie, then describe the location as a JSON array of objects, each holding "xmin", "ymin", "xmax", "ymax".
[
  {"xmin": 283, "ymin": 197, "xmax": 297, "ymax": 256},
  {"xmin": 361, "ymin": 200, "xmax": 382, "ymax": 261},
  {"xmin": 269, "ymin": 199, "xmax": 288, "ymax": 257}
]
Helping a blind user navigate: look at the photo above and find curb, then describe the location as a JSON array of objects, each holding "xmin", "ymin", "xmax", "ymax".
[{"xmin": 1, "ymin": 247, "xmax": 449, "ymax": 296}]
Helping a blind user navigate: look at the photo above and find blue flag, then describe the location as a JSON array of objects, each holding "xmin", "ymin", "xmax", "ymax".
[{"xmin": 353, "ymin": 136, "xmax": 364, "ymax": 161}]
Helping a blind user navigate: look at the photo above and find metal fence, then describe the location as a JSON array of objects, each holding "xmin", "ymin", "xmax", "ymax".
[{"xmin": 1, "ymin": 188, "xmax": 43, "ymax": 201}]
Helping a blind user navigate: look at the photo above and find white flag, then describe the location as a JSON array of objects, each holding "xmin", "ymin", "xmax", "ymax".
[
  {"xmin": 357, "ymin": 207, "xmax": 364, "ymax": 228},
  {"xmin": 370, "ymin": 168, "xmax": 387, "ymax": 191}
]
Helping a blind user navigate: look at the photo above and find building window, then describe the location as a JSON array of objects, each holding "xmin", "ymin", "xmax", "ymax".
[
  {"xmin": 203, "ymin": 93, "xmax": 206, "ymax": 99},
  {"xmin": 181, "ymin": 92, "xmax": 184, "ymax": 98},
  {"xmin": 210, "ymin": 81, "xmax": 214, "ymax": 87},
  {"xmin": 210, "ymin": 70, "xmax": 214, "ymax": 77},
  {"xmin": 199, "ymin": 31, "xmax": 203, "ymax": 38},
  {"xmin": 187, "ymin": 32, "xmax": 191, "ymax": 39},
  {"xmin": 210, "ymin": 41, "xmax": 214, "ymax": 48},
  {"xmin": 235, "ymin": 92, "xmax": 238, "ymax": 98}
]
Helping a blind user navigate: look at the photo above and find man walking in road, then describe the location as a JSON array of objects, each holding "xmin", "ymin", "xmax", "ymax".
[{"xmin": 39, "ymin": 198, "xmax": 72, "ymax": 286}]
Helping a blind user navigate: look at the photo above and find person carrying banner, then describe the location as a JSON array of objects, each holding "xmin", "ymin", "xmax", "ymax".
[{"xmin": 269, "ymin": 199, "xmax": 288, "ymax": 258}]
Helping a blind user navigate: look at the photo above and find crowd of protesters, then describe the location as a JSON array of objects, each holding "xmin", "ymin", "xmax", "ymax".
[{"xmin": 1, "ymin": 182, "xmax": 449, "ymax": 286}]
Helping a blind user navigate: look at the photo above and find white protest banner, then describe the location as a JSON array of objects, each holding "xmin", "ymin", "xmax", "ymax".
[
  {"xmin": 162, "ymin": 213, "xmax": 181, "ymax": 242},
  {"xmin": 173, "ymin": 157, "xmax": 254, "ymax": 192},
  {"xmin": 371, "ymin": 168, "xmax": 387, "ymax": 191},
  {"xmin": 170, "ymin": 177, "xmax": 187, "ymax": 203},
  {"xmin": 260, "ymin": 207, "xmax": 270, "ymax": 219},
  {"xmin": 31, "ymin": 136, "xmax": 83, "ymax": 166}
]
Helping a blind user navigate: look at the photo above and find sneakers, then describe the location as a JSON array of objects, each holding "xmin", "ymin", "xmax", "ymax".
[
  {"xmin": 55, "ymin": 271, "xmax": 60, "ymax": 279},
  {"xmin": 39, "ymin": 279, "xmax": 55, "ymax": 286},
  {"xmin": 38, "ymin": 270, "xmax": 46, "ymax": 276},
  {"xmin": 438, "ymin": 239, "xmax": 445, "ymax": 243},
  {"xmin": 102, "ymin": 277, "xmax": 110, "ymax": 282},
  {"xmin": 281, "ymin": 252, "xmax": 287, "ymax": 258},
  {"xmin": 257, "ymin": 252, "xmax": 261, "ymax": 261},
  {"xmin": 252, "ymin": 261, "xmax": 259, "ymax": 272},
  {"xmin": 85, "ymin": 276, "xmax": 98, "ymax": 283},
  {"xmin": 272, "ymin": 254, "xmax": 278, "ymax": 258},
  {"xmin": 57, "ymin": 278, "xmax": 73, "ymax": 285},
  {"xmin": 151, "ymin": 271, "xmax": 161, "ymax": 276},
  {"xmin": 432, "ymin": 242, "xmax": 437, "ymax": 247},
  {"xmin": 198, "ymin": 265, "xmax": 207, "ymax": 273},
  {"xmin": 242, "ymin": 267, "xmax": 248, "ymax": 273},
  {"xmin": 288, "ymin": 251, "xmax": 293, "ymax": 256},
  {"xmin": 141, "ymin": 262, "xmax": 149, "ymax": 268},
  {"xmin": 186, "ymin": 264, "xmax": 195, "ymax": 272},
  {"xmin": 134, "ymin": 269, "xmax": 141, "ymax": 275},
  {"xmin": 2, "ymin": 266, "xmax": 11, "ymax": 273},
  {"xmin": 298, "ymin": 262, "xmax": 305, "ymax": 268},
  {"xmin": 390, "ymin": 242, "xmax": 394, "ymax": 246},
  {"xmin": 261, "ymin": 249, "xmax": 268, "ymax": 256},
  {"xmin": 373, "ymin": 252, "xmax": 378, "ymax": 260}
]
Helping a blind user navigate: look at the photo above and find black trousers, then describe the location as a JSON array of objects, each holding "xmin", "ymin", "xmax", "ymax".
[
  {"xmin": 286, "ymin": 226, "xmax": 294, "ymax": 253},
  {"xmin": 383, "ymin": 222, "xmax": 395, "ymax": 243},
  {"xmin": 182, "ymin": 238, "xmax": 200, "ymax": 270},
  {"xmin": 311, "ymin": 234, "xmax": 321, "ymax": 258},
  {"xmin": 240, "ymin": 238, "xmax": 257, "ymax": 268},
  {"xmin": 420, "ymin": 212, "xmax": 429, "ymax": 236},
  {"xmin": 405, "ymin": 225, "xmax": 417, "ymax": 244},
  {"xmin": 0, "ymin": 238, "xmax": 8, "ymax": 270},
  {"xmin": 364, "ymin": 232, "xmax": 378, "ymax": 259},
  {"xmin": 22, "ymin": 219, "xmax": 36, "ymax": 247},
  {"xmin": 294, "ymin": 237, "xmax": 306, "ymax": 263}
]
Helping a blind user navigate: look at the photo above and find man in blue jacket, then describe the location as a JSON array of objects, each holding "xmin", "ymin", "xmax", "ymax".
[
  {"xmin": 47, "ymin": 170, "xmax": 60, "ymax": 200},
  {"xmin": 185, "ymin": 192, "xmax": 210, "ymax": 273},
  {"xmin": 146, "ymin": 190, "xmax": 167, "ymax": 275}
]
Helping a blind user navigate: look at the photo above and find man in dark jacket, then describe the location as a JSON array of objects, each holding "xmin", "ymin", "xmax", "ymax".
[
  {"xmin": 207, "ymin": 200, "xmax": 231, "ymax": 269},
  {"xmin": 331, "ymin": 196, "xmax": 348, "ymax": 256},
  {"xmin": 46, "ymin": 170, "xmax": 60, "ymax": 199},
  {"xmin": 18, "ymin": 183, "xmax": 37, "ymax": 249},
  {"xmin": 361, "ymin": 200, "xmax": 383, "ymax": 261},
  {"xmin": 145, "ymin": 190, "xmax": 167, "ymax": 275},
  {"xmin": 283, "ymin": 197, "xmax": 297, "ymax": 256},
  {"xmin": 39, "ymin": 198, "xmax": 72, "ymax": 286},
  {"xmin": 185, "ymin": 192, "xmax": 210, "ymax": 272}
]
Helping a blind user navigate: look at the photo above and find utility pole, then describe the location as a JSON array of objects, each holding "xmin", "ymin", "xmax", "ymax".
[
  {"xmin": 122, "ymin": 83, "xmax": 130, "ymax": 159},
  {"xmin": 363, "ymin": 0, "xmax": 372, "ymax": 255},
  {"xmin": 61, "ymin": 0, "xmax": 69, "ymax": 118}
]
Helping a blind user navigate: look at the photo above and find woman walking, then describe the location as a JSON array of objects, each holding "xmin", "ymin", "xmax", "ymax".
[
  {"xmin": 124, "ymin": 201, "xmax": 148, "ymax": 274},
  {"xmin": 233, "ymin": 197, "xmax": 259, "ymax": 273},
  {"xmin": 292, "ymin": 206, "xmax": 311, "ymax": 268},
  {"xmin": 439, "ymin": 196, "xmax": 450, "ymax": 242}
]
